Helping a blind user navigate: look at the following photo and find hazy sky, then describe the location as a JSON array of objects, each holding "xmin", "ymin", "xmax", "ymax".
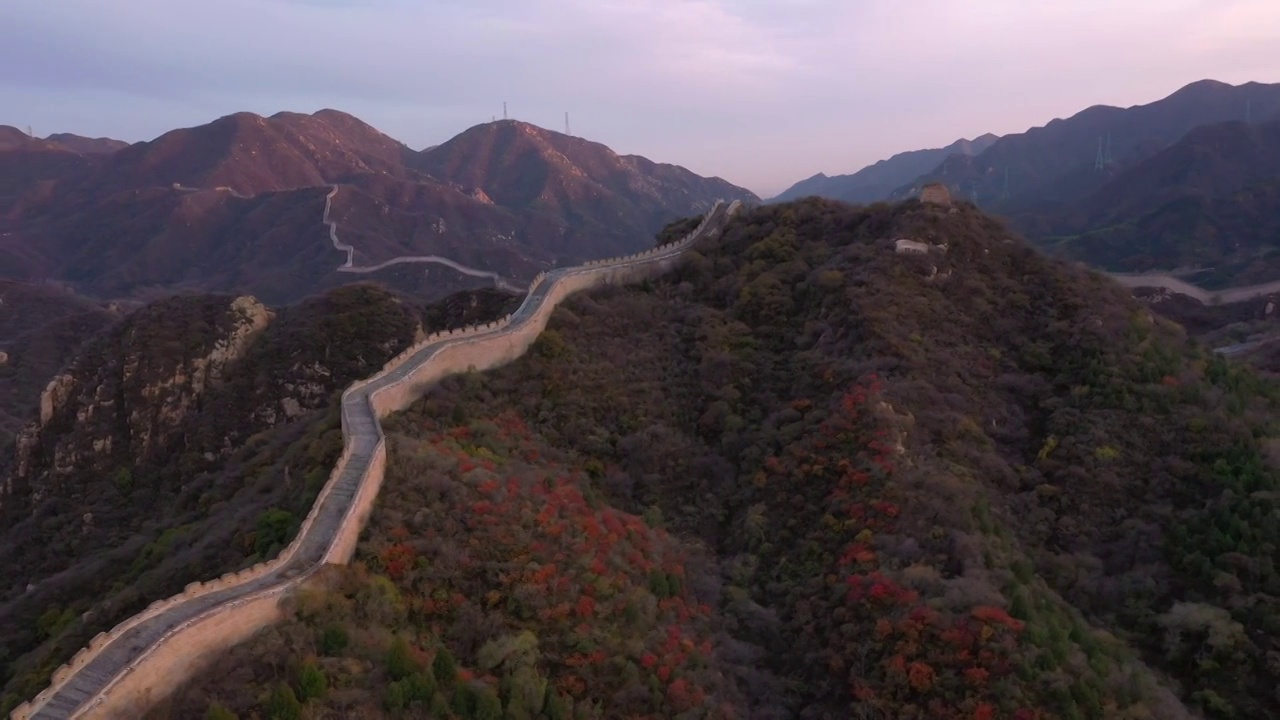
[{"xmin": 3, "ymin": 0, "xmax": 1279, "ymax": 196}]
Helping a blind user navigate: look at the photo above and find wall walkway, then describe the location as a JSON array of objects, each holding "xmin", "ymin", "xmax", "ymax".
[
  {"xmin": 323, "ymin": 184, "xmax": 525, "ymax": 292},
  {"xmin": 11, "ymin": 199, "xmax": 740, "ymax": 720},
  {"xmin": 1106, "ymin": 271, "xmax": 1280, "ymax": 305}
]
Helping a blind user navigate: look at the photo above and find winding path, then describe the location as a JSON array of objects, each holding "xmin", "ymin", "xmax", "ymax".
[
  {"xmin": 13, "ymin": 200, "xmax": 738, "ymax": 720},
  {"xmin": 322, "ymin": 185, "xmax": 525, "ymax": 293}
]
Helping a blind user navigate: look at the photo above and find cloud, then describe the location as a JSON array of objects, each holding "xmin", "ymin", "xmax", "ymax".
[{"xmin": 1, "ymin": 0, "xmax": 1278, "ymax": 195}]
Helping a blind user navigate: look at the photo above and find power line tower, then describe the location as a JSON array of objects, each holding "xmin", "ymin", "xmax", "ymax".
[
  {"xmin": 1001, "ymin": 168, "xmax": 1011, "ymax": 200},
  {"xmin": 1094, "ymin": 133, "xmax": 1115, "ymax": 171},
  {"xmin": 503, "ymin": 102, "xmax": 508, "ymax": 120},
  {"xmin": 565, "ymin": 112, "xmax": 570, "ymax": 136}
]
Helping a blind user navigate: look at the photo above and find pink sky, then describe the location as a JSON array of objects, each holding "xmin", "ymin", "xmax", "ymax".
[{"xmin": 2, "ymin": 0, "xmax": 1278, "ymax": 196}]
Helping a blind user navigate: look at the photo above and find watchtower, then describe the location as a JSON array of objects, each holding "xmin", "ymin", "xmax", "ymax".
[{"xmin": 920, "ymin": 183, "xmax": 952, "ymax": 207}]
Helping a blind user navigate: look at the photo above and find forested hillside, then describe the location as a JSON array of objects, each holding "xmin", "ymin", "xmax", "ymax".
[
  {"xmin": 166, "ymin": 199, "xmax": 1280, "ymax": 719},
  {"xmin": 0, "ymin": 284, "xmax": 520, "ymax": 714}
]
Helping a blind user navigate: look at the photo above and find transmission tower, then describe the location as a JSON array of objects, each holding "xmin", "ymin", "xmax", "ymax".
[
  {"xmin": 1001, "ymin": 168, "xmax": 1011, "ymax": 200},
  {"xmin": 1095, "ymin": 133, "xmax": 1115, "ymax": 171},
  {"xmin": 503, "ymin": 102, "xmax": 508, "ymax": 120},
  {"xmin": 565, "ymin": 112, "xmax": 570, "ymax": 136}
]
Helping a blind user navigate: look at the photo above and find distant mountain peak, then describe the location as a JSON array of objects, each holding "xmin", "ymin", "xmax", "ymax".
[
  {"xmin": 772, "ymin": 133, "xmax": 998, "ymax": 203},
  {"xmin": 417, "ymin": 117, "xmax": 757, "ymax": 211},
  {"xmin": 4, "ymin": 108, "xmax": 756, "ymax": 307},
  {"xmin": 1175, "ymin": 78, "xmax": 1235, "ymax": 93},
  {"xmin": 894, "ymin": 78, "xmax": 1280, "ymax": 209}
]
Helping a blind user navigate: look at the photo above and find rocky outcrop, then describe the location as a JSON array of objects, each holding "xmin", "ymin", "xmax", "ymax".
[
  {"xmin": 11, "ymin": 296, "xmax": 272, "ymax": 493},
  {"xmin": 125, "ymin": 297, "xmax": 273, "ymax": 458},
  {"xmin": 38, "ymin": 374, "xmax": 74, "ymax": 426}
]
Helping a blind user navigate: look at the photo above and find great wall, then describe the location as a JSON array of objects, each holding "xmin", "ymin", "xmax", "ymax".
[
  {"xmin": 1105, "ymin": 271, "xmax": 1280, "ymax": 305},
  {"xmin": 11, "ymin": 199, "xmax": 741, "ymax": 720},
  {"xmin": 323, "ymin": 185, "xmax": 525, "ymax": 293}
]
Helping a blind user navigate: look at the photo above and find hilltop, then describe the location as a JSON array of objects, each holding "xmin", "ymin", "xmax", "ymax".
[
  {"xmin": 895, "ymin": 79, "xmax": 1280, "ymax": 210},
  {"xmin": 419, "ymin": 119, "xmax": 753, "ymax": 215},
  {"xmin": 1, "ymin": 113, "xmax": 757, "ymax": 306},
  {"xmin": 0, "ymin": 126, "xmax": 109, "ymax": 209},
  {"xmin": 42, "ymin": 134, "xmax": 127, "ymax": 155},
  {"xmin": 39, "ymin": 109, "xmax": 415, "ymax": 199},
  {"xmin": 774, "ymin": 133, "xmax": 999, "ymax": 204},
  {"xmin": 159, "ymin": 198, "xmax": 1280, "ymax": 719},
  {"xmin": 0, "ymin": 128, "xmax": 126, "ymax": 156}
]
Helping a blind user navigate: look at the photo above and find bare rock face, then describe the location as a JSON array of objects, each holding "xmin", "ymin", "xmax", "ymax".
[
  {"xmin": 123, "ymin": 296, "xmax": 273, "ymax": 457},
  {"xmin": 39, "ymin": 373, "xmax": 75, "ymax": 426},
  {"xmin": 10, "ymin": 295, "xmax": 275, "ymax": 495}
]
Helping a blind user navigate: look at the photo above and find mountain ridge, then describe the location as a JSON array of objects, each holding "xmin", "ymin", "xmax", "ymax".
[
  {"xmin": 1, "ymin": 113, "xmax": 757, "ymax": 307},
  {"xmin": 893, "ymin": 78, "xmax": 1280, "ymax": 209},
  {"xmin": 1026, "ymin": 117, "xmax": 1280, "ymax": 286},
  {"xmin": 773, "ymin": 133, "xmax": 999, "ymax": 204}
]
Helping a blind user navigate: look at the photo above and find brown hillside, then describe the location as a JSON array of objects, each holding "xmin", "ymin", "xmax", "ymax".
[
  {"xmin": 416, "ymin": 120, "xmax": 757, "ymax": 215},
  {"xmin": 3, "ymin": 114, "xmax": 757, "ymax": 305},
  {"xmin": 57, "ymin": 110, "xmax": 415, "ymax": 199},
  {"xmin": 43, "ymin": 134, "xmax": 128, "ymax": 155},
  {"xmin": 0, "ymin": 125, "xmax": 102, "ymax": 208}
]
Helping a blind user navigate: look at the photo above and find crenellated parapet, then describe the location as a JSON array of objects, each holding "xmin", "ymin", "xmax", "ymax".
[{"xmin": 12, "ymin": 198, "xmax": 740, "ymax": 720}]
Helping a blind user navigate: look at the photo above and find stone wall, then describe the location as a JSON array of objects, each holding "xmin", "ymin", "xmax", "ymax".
[
  {"xmin": 11, "ymin": 199, "xmax": 738, "ymax": 720},
  {"xmin": 72, "ymin": 591, "xmax": 287, "ymax": 720}
]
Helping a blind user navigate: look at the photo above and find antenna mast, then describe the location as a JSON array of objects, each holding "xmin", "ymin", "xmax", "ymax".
[{"xmin": 1095, "ymin": 133, "xmax": 1114, "ymax": 171}]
